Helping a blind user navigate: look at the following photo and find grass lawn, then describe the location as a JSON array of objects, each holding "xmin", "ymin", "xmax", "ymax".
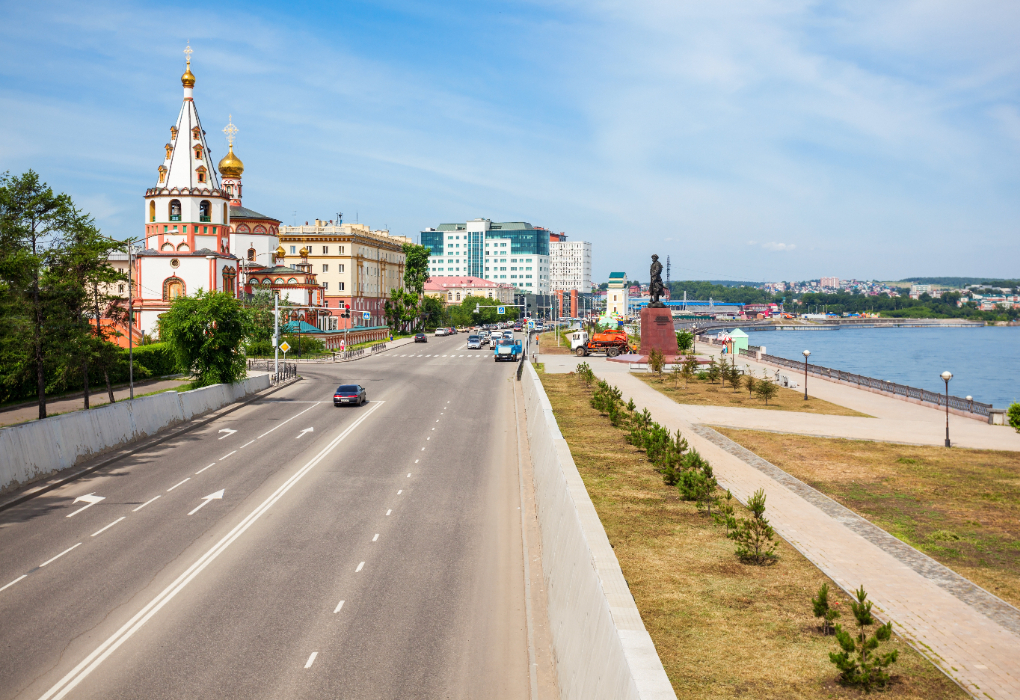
[
  {"xmin": 636, "ymin": 371, "xmax": 871, "ymax": 417},
  {"xmin": 715, "ymin": 428, "xmax": 1020, "ymax": 609},
  {"xmin": 540, "ymin": 372, "xmax": 964, "ymax": 699}
]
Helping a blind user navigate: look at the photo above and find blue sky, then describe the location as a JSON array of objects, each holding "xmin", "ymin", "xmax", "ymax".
[{"xmin": 1, "ymin": 0, "xmax": 1018, "ymax": 283}]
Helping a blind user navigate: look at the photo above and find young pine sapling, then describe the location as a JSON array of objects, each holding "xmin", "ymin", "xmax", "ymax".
[{"xmin": 829, "ymin": 585, "xmax": 898, "ymax": 690}]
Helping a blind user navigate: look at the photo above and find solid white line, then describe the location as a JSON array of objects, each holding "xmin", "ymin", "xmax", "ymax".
[
  {"xmin": 40, "ymin": 543, "xmax": 81, "ymax": 568},
  {"xmin": 372, "ymin": 534, "xmax": 379, "ymax": 542},
  {"xmin": 256, "ymin": 402, "xmax": 320, "ymax": 440},
  {"xmin": 37, "ymin": 400, "xmax": 386, "ymax": 700},
  {"xmin": 65, "ymin": 503, "xmax": 96, "ymax": 519},
  {"xmin": 219, "ymin": 451, "xmax": 236, "ymax": 461},
  {"xmin": 91, "ymin": 517, "xmax": 126, "ymax": 537},
  {"xmin": 333, "ymin": 600, "xmax": 345, "ymax": 613},
  {"xmin": 386, "ymin": 509, "xmax": 392, "ymax": 516},
  {"xmin": 240, "ymin": 440, "xmax": 255, "ymax": 449},
  {"xmin": 167, "ymin": 478, "xmax": 190, "ymax": 492},
  {"xmin": 132, "ymin": 496, "xmax": 160, "ymax": 512},
  {"xmin": 195, "ymin": 463, "xmax": 216, "ymax": 474},
  {"xmin": 304, "ymin": 652, "xmax": 318, "ymax": 669},
  {"xmin": 0, "ymin": 575, "xmax": 27, "ymax": 594},
  {"xmin": 355, "ymin": 562, "xmax": 365, "ymax": 572}
]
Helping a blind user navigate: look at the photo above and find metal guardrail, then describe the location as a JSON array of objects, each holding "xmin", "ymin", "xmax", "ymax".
[
  {"xmin": 247, "ymin": 360, "xmax": 298, "ymax": 385},
  {"xmin": 758, "ymin": 353, "xmax": 992, "ymax": 417}
]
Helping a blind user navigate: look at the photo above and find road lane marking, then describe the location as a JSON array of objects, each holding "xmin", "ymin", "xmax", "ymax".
[
  {"xmin": 66, "ymin": 493, "xmax": 104, "ymax": 518},
  {"xmin": 255, "ymin": 402, "xmax": 320, "ymax": 440},
  {"xmin": 0, "ymin": 575, "xmax": 27, "ymax": 593},
  {"xmin": 426, "ymin": 437, "xmax": 430, "ymax": 440},
  {"xmin": 297, "ymin": 427, "xmax": 314, "ymax": 439},
  {"xmin": 240, "ymin": 440, "xmax": 255, "ymax": 449},
  {"xmin": 372, "ymin": 534, "xmax": 379, "ymax": 542},
  {"xmin": 219, "ymin": 451, "xmax": 236, "ymax": 460},
  {"xmin": 355, "ymin": 562, "xmax": 365, "ymax": 572},
  {"xmin": 167, "ymin": 478, "xmax": 190, "ymax": 492},
  {"xmin": 407, "ymin": 473, "xmax": 411, "ymax": 478},
  {"xmin": 431, "ymin": 427, "xmax": 434, "ymax": 430},
  {"xmin": 195, "ymin": 463, "xmax": 216, "ymax": 474},
  {"xmin": 40, "ymin": 543, "xmax": 81, "ymax": 567},
  {"xmin": 421, "ymin": 447, "xmax": 424, "ymax": 451},
  {"xmin": 37, "ymin": 400, "xmax": 386, "ymax": 700},
  {"xmin": 414, "ymin": 460, "xmax": 419, "ymax": 464},
  {"xmin": 333, "ymin": 600, "xmax": 345, "ymax": 613},
  {"xmin": 133, "ymin": 496, "xmax": 161, "ymax": 512},
  {"xmin": 397, "ymin": 490, "xmax": 402, "ymax": 495},
  {"xmin": 386, "ymin": 509, "xmax": 392, "ymax": 516},
  {"xmin": 304, "ymin": 652, "xmax": 318, "ymax": 669},
  {"xmin": 91, "ymin": 517, "xmax": 126, "ymax": 537},
  {"xmin": 217, "ymin": 428, "xmax": 237, "ymax": 440},
  {"xmin": 188, "ymin": 490, "xmax": 224, "ymax": 516}
]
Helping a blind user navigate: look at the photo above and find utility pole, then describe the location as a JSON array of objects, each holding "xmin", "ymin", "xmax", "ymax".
[
  {"xmin": 128, "ymin": 243, "xmax": 134, "ymax": 400},
  {"xmin": 273, "ymin": 293, "xmax": 279, "ymax": 380}
]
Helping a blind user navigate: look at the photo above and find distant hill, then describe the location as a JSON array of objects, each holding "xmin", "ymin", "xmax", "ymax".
[{"xmin": 899, "ymin": 277, "xmax": 1020, "ymax": 287}]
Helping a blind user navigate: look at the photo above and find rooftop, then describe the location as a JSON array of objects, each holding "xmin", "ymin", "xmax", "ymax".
[
  {"xmin": 425, "ymin": 275, "xmax": 513, "ymax": 290},
  {"xmin": 230, "ymin": 205, "xmax": 280, "ymax": 223}
]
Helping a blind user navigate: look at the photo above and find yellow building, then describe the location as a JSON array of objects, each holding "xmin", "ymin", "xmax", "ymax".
[{"xmin": 278, "ymin": 219, "xmax": 410, "ymax": 327}]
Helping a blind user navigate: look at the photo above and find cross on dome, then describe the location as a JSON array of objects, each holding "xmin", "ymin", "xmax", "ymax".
[
  {"xmin": 223, "ymin": 115, "xmax": 238, "ymax": 147},
  {"xmin": 184, "ymin": 42, "xmax": 193, "ymax": 65}
]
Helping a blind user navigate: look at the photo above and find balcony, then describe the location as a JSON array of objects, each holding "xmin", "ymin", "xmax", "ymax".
[
  {"xmin": 200, "ymin": 216, "xmax": 211, "ymax": 222},
  {"xmin": 169, "ymin": 215, "xmax": 181, "ymax": 222}
]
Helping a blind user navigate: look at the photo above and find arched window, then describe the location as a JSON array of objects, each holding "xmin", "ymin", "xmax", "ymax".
[
  {"xmin": 176, "ymin": 242, "xmax": 190, "ymax": 251},
  {"xmin": 163, "ymin": 277, "xmax": 185, "ymax": 301},
  {"xmin": 149, "ymin": 200, "xmax": 156, "ymax": 222},
  {"xmin": 247, "ymin": 247, "xmax": 255, "ymax": 261},
  {"xmin": 198, "ymin": 200, "xmax": 210, "ymax": 222},
  {"xmin": 196, "ymin": 166, "xmax": 207, "ymax": 183},
  {"xmin": 254, "ymin": 225, "xmax": 266, "ymax": 234},
  {"xmin": 223, "ymin": 203, "xmax": 228, "ymax": 223},
  {"xmin": 288, "ymin": 278, "xmax": 297, "ymax": 284},
  {"xmin": 456, "ymin": 292, "xmax": 461, "ymax": 301},
  {"xmin": 161, "ymin": 242, "xmax": 175, "ymax": 251},
  {"xmin": 275, "ymin": 278, "xmax": 285, "ymax": 285},
  {"xmin": 169, "ymin": 199, "xmax": 181, "ymax": 222}
]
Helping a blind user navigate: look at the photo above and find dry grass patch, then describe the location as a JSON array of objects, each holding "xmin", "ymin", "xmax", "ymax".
[
  {"xmin": 637, "ymin": 370, "xmax": 870, "ymax": 417},
  {"xmin": 541, "ymin": 373, "xmax": 964, "ymax": 699},
  {"xmin": 715, "ymin": 428, "xmax": 1020, "ymax": 608}
]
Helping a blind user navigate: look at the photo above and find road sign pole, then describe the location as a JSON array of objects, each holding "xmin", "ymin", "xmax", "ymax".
[{"xmin": 274, "ymin": 294, "xmax": 279, "ymax": 380}]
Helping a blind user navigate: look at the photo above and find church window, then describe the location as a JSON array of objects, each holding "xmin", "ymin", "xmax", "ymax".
[
  {"xmin": 254, "ymin": 225, "xmax": 266, "ymax": 234},
  {"xmin": 170, "ymin": 126, "xmax": 178, "ymax": 140},
  {"xmin": 164, "ymin": 144, "xmax": 172, "ymax": 159},
  {"xmin": 199, "ymin": 200, "xmax": 211, "ymax": 222},
  {"xmin": 288, "ymin": 278, "xmax": 297, "ymax": 284},
  {"xmin": 275, "ymin": 278, "xmax": 285, "ymax": 284},
  {"xmin": 149, "ymin": 201, "xmax": 156, "ymax": 222},
  {"xmin": 157, "ymin": 165, "xmax": 167, "ymax": 184},
  {"xmin": 161, "ymin": 242, "xmax": 175, "ymax": 251},
  {"xmin": 191, "ymin": 126, "xmax": 201, "ymax": 140},
  {"xmin": 247, "ymin": 248, "xmax": 255, "ymax": 261},
  {"xmin": 163, "ymin": 277, "xmax": 185, "ymax": 301},
  {"xmin": 163, "ymin": 225, "xmax": 168, "ymax": 233},
  {"xmin": 177, "ymin": 242, "xmax": 190, "ymax": 251},
  {"xmin": 169, "ymin": 200, "xmax": 181, "ymax": 221},
  {"xmin": 211, "ymin": 226, "xmax": 217, "ymax": 234},
  {"xmin": 203, "ymin": 226, "xmax": 208, "ymax": 233}
]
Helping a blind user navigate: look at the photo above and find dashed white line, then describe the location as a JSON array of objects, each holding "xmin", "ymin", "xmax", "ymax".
[
  {"xmin": 372, "ymin": 534, "xmax": 379, "ymax": 542},
  {"xmin": 414, "ymin": 459, "xmax": 419, "ymax": 464},
  {"xmin": 91, "ymin": 517, "xmax": 126, "ymax": 537},
  {"xmin": 133, "ymin": 496, "xmax": 161, "ymax": 512},
  {"xmin": 397, "ymin": 490, "xmax": 403, "ymax": 495},
  {"xmin": 333, "ymin": 600, "xmax": 345, "ymax": 613},
  {"xmin": 304, "ymin": 652, "xmax": 318, "ymax": 669},
  {"xmin": 0, "ymin": 575, "xmax": 27, "ymax": 594},
  {"xmin": 40, "ymin": 543, "xmax": 81, "ymax": 567},
  {"xmin": 219, "ymin": 451, "xmax": 236, "ymax": 461},
  {"xmin": 407, "ymin": 473, "xmax": 411, "ymax": 478},
  {"xmin": 240, "ymin": 440, "xmax": 255, "ymax": 449},
  {"xmin": 386, "ymin": 509, "xmax": 392, "ymax": 516},
  {"xmin": 421, "ymin": 447, "xmax": 424, "ymax": 451},
  {"xmin": 355, "ymin": 561, "xmax": 365, "ymax": 572},
  {"xmin": 195, "ymin": 463, "xmax": 216, "ymax": 474},
  {"xmin": 426, "ymin": 437, "xmax": 430, "ymax": 440},
  {"xmin": 256, "ymin": 403, "xmax": 320, "ymax": 440},
  {"xmin": 167, "ymin": 478, "xmax": 190, "ymax": 492}
]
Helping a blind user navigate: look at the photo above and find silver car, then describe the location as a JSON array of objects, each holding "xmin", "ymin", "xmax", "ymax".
[{"xmin": 467, "ymin": 335, "xmax": 482, "ymax": 349}]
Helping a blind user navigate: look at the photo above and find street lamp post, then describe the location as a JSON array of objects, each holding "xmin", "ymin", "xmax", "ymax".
[
  {"xmin": 802, "ymin": 350, "xmax": 811, "ymax": 400},
  {"xmin": 942, "ymin": 371, "xmax": 953, "ymax": 447}
]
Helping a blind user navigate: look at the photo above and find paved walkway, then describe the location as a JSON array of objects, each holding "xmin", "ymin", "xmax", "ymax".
[
  {"xmin": 540, "ymin": 349, "xmax": 1020, "ymax": 452},
  {"xmin": 541, "ymin": 355, "xmax": 1020, "ymax": 698},
  {"xmin": 0, "ymin": 378, "xmax": 190, "ymax": 428}
]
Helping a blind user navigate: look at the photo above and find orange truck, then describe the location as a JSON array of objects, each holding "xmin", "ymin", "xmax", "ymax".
[{"xmin": 569, "ymin": 330, "xmax": 632, "ymax": 358}]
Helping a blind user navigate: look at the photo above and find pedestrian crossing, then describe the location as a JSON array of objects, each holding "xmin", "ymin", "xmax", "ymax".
[{"xmin": 393, "ymin": 353, "xmax": 489, "ymax": 358}]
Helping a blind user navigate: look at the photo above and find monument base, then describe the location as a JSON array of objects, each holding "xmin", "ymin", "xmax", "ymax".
[{"xmin": 640, "ymin": 307, "xmax": 676, "ymax": 356}]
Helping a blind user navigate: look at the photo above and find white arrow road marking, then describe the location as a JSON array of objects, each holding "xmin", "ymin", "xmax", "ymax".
[
  {"xmin": 188, "ymin": 490, "xmax": 224, "ymax": 516},
  {"xmin": 37, "ymin": 399, "xmax": 385, "ymax": 700},
  {"xmin": 66, "ymin": 494, "xmax": 104, "ymax": 518},
  {"xmin": 297, "ymin": 427, "xmax": 314, "ymax": 439},
  {"xmin": 217, "ymin": 428, "xmax": 237, "ymax": 440}
]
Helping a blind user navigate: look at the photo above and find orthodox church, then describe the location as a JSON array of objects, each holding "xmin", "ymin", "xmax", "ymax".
[{"xmin": 131, "ymin": 46, "xmax": 295, "ymax": 336}]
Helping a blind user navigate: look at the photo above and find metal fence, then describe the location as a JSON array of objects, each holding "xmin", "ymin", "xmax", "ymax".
[
  {"xmin": 758, "ymin": 353, "xmax": 992, "ymax": 417},
  {"xmin": 247, "ymin": 359, "xmax": 298, "ymax": 385}
]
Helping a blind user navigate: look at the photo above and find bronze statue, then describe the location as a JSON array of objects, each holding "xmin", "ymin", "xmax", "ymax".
[{"xmin": 648, "ymin": 254, "xmax": 666, "ymax": 307}]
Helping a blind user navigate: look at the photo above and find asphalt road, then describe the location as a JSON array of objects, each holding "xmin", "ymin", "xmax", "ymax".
[{"xmin": 0, "ymin": 334, "xmax": 540, "ymax": 699}]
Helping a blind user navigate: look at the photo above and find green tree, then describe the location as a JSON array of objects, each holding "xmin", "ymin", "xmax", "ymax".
[
  {"xmin": 706, "ymin": 356, "xmax": 721, "ymax": 384},
  {"xmin": 159, "ymin": 290, "xmax": 250, "ymax": 386},
  {"xmin": 728, "ymin": 488, "xmax": 778, "ymax": 565},
  {"xmin": 829, "ymin": 586, "xmax": 898, "ymax": 689},
  {"xmin": 755, "ymin": 373, "xmax": 778, "ymax": 405},
  {"xmin": 401, "ymin": 243, "xmax": 431, "ymax": 330},
  {"xmin": 420, "ymin": 295, "xmax": 446, "ymax": 330},
  {"xmin": 676, "ymin": 330, "xmax": 694, "ymax": 354},
  {"xmin": 812, "ymin": 583, "xmax": 841, "ymax": 635},
  {"xmin": 1007, "ymin": 402, "xmax": 1020, "ymax": 433},
  {"xmin": 680, "ymin": 356, "xmax": 698, "ymax": 388},
  {"xmin": 743, "ymin": 370, "xmax": 758, "ymax": 397},
  {"xmin": 648, "ymin": 348, "xmax": 665, "ymax": 376}
]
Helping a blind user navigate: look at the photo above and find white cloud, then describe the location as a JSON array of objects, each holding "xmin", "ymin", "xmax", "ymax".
[{"xmin": 762, "ymin": 242, "xmax": 796, "ymax": 252}]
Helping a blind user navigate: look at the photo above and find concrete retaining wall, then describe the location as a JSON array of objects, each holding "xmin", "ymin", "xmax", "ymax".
[
  {"xmin": 0, "ymin": 374, "xmax": 271, "ymax": 495},
  {"xmin": 521, "ymin": 362, "xmax": 675, "ymax": 699}
]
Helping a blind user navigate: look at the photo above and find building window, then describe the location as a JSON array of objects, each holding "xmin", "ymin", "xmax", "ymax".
[
  {"xmin": 199, "ymin": 200, "xmax": 211, "ymax": 222},
  {"xmin": 322, "ymin": 246, "xmax": 328, "ymax": 254},
  {"xmin": 339, "ymin": 264, "xmax": 344, "ymax": 273},
  {"xmin": 149, "ymin": 201, "xmax": 156, "ymax": 222},
  {"xmin": 247, "ymin": 248, "xmax": 256, "ymax": 261},
  {"xmin": 339, "ymin": 246, "xmax": 344, "ymax": 254},
  {"xmin": 323, "ymin": 282, "xmax": 328, "ymax": 290},
  {"xmin": 163, "ymin": 277, "xmax": 185, "ymax": 301},
  {"xmin": 169, "ymin": 199, "xmax": 181, "ymax": 221},
  {"xmin": 322, "ymin": 264, "xmax": 328, "ymax": 272},
  {"xmin": 290, "ymin": 246, "xmax": 296, "ymax": 254},
  {"xmin": 339, "ymin": 282, "xmax": 345, "ymax": 291}
]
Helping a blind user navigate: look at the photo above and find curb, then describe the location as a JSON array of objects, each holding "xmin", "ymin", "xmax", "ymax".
[{"xmin": 0, "ymin": 376, "xmax": 302, "ymax": 513}]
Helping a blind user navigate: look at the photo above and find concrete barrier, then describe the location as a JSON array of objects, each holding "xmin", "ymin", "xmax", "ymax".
[
  {"xmin": 0, "ymin": 374, "xmax": 272, "ymax": 496},
  {"xmin": 521, "ymin": 362, "xmax": 675, "ymax": 699}
]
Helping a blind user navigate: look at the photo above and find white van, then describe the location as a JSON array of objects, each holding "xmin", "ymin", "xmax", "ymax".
[{"xmin": 489, "ymin": 330, "xmax": 504, "ymax": 343}]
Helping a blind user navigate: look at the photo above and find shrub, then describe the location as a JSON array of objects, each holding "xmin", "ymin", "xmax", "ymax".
[
  {"xmin": 575, "ymin": 361, "xmax": 595, "ymax": 387},
  {"xmin": 677, "ymin": 449, "xmax": 718, "ymax": 514},
  {"xmin": 706, "ymin": 356, "xmax": 721, "ymax": 383},
  {"xmin": 648, "ymin": 348, "xmax": 665, "ymax": 375},
  {"xmin": 812, "ymin": 582, "xmax": 841, "ymax": 635},
  {"xmin": 1008, "ymin": 402, "xmax": 1020, "ymax": 433},
  {"xmin": 676, "ymin": 330, "xmax": 694, "ymax": 354},
  {"xmin": 829, "ymin": 586, "xmax": 898, "ymax": 689},
  {"xmin": 681, "ymin": 356, "xmax": 698, "ymax": 388},
  {"xmin": 743, "ymin": 371, "xmax": 758, "ymax": 397},
  {"xmin": 726, "ymin": 363, "xmax": 742, "ymax": 392},
  {"xmin": 713, "ymin": 490, "xmax": 737, "ymax": 533},
  {"xmin": 755, "ymin": 375, "xmax": 779, "ymax": 405},
  {"xmin": 728, "ymin": 488, "xmax": 778, "ymax": 565}
]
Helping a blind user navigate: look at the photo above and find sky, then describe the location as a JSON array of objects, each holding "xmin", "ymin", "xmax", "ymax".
[{"xmin": 0, "ymin": 0, "xmax": 1017, "ymax": 283}]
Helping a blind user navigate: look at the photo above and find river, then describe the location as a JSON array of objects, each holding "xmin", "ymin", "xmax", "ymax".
[{"xmin": 723, "ymin": 325, "xmax": 1019, "ymax": 409}]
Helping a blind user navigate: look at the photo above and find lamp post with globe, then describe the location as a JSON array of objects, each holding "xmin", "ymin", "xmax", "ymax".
[
  {"xmin": 942, "ymin": 371, "xmax": 953, "ymax": 447},
  {"xmin": 802, "ymin": 350, "xmax": 811, "ymax": 400}
]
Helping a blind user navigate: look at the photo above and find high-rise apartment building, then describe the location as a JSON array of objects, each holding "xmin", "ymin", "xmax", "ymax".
[
  {"xmin": 421, "ymin": 219, "xmax": 550, "ymax": 294},
  {"xmin": 820, "ymin": 277, "xmax": 840, "ymax": 289},
  {"xmin": 548, "ymin": 232, "xmax": 592, "ymax": 293}
]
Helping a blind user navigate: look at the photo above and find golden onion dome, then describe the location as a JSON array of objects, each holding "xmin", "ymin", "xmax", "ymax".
[
  {"xmin": 276, "ymin": 245, "xmax": 286, "ymax": 257},
  {"xmin": 218, "ymin": 144, "xmax": 244, "ymax": 177},
  {"xmin": 299, "ymin": 247, "xmax": 310, "ymax": 256},
  {"xmin": 181, "ymin": 61, "xmax": 196, "ymax": 88}
]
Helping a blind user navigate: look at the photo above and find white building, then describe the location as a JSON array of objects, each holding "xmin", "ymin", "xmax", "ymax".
[
  {"xmin": 549, "ymin": 233, "xmax": 591, "ymax": 292},
  {"xmin": 424, "ymin": 276, "xmax": 515, "ymax": 305},
  {"xmin": 606, "ymin": 271, "xmax": 628, "ymax": 318},
  {"xmin": 135, "ymin": 48, "xmax": 239, "ymax": 336}
]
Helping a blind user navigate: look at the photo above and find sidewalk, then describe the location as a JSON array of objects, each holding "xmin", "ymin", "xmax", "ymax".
[
  {"xmin": 540, "ymin": 350, "xmax": 1020, "ymax": 452},
  {"xmin": 554, "ymin": 356, "xmax": 1020, "ymax": 698}
]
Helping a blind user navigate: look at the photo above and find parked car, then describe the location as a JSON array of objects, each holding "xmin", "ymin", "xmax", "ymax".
[
  {"xmin": 333, "ymin": 384, "xmax": 367, "ymax": 407},
  {"xmin": 434, "ymin": 328, "xmax": 448, "ymax": 336},
  {"xmin": 414, "ymin": 332, "xmax": 427, "ymax": 343},
  {"xmin": 467, "ymin": 335, "xmax": 482, "ymax": 349}
]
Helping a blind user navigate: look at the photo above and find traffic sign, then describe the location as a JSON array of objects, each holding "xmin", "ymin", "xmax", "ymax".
[
  {"xmin": 497, "ymin": 306, "xmax": 505, "ymax": 315},
  {"xmin": 279, "ymin": 341, "xmax": 291, "ymax": 353},
  {"xmin": 363, "ymin": 311, "xmax": 371, "ymax": 320}
]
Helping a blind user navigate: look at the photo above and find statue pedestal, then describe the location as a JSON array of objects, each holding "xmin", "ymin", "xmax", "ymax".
[{"xmin": 640, "ymin": 307, "xmax": 676, "ymax": 357}]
